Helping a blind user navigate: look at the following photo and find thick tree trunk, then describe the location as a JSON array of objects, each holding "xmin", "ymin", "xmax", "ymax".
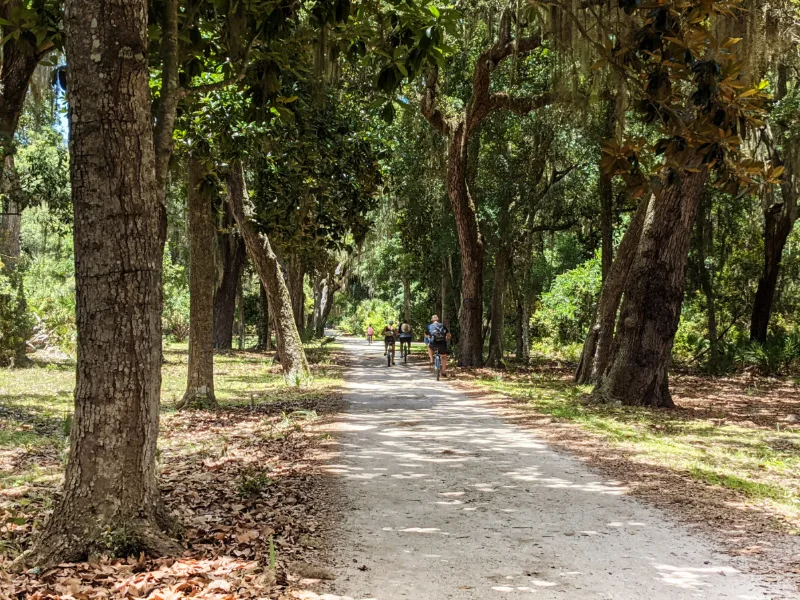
[
  {"xmin": 575, "ymin": 197, "xmax": 648, "ymax": 384},
  {"xmin": 212, "ymin": 208, "xmax": 247, "ymax": 349},
  {"xmin": 285, "ymin": 254, "xmax": 306, "ymax": 336},
  {"xmin": 179, "ymin": 158, "xmax": 217, "ymax": 409},
  {"xmin": 227, "ymin": 161, "xmax": 310, "ymax": 383},
  {"xmin": 448, "ymin": 123, "xmax": 484, "ymax": 366},
  {"xmin": 695, "ymin": 196, "xmax": 719, "ymax": 372},
  {"xmin": 236, "ymin": 275, "xmax": 245, "ymax": 350},
  {"xmin": 312, "ymin": 265, "xmax": 341, "ymax": 338},
  {"xmin": 22, "ymin": 0, "xmax": 177, "ymax": 567},
  {"xmin": 594, "ymin": 167, "xmax": 708, "ymax": 407},
  {"xmin": 486, "ymin": 247, "xmax": 510, "ymax": 367}
]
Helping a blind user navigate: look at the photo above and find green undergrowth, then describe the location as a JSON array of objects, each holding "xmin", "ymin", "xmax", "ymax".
[
  {"xmin": 474, "ymin": 372, "xmax": 800, "ymax": 525},
  {"xmin": 0, "ymin": 340, "xmax": 343, "ymax": 490}
]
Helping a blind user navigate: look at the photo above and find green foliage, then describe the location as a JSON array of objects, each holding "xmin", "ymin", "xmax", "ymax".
[
  {"xmin": 534, "ymin": 255, "xmax": 601, "ymax": 345},
  {"xmin": 22, "ymin": 248, "xmax": 75, "ymax": 353},
  {"xmin": 336, "ymin": 298, "xmax": 396, "ymax": 336},
  {"xmin": 0, "ymin": 266, "xmax": 33, "ymax": 366},
  {"xmin": 237, "ymin": 471, "xmax": 274, "ymax": 498},
  {"xmin": 162, "ymin": 251, "xmax": 190, "ymax": 343}
]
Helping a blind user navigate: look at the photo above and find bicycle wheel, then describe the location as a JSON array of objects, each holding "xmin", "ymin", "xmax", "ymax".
[
  {"xmin": 434, "ymin": 353, "xmax": 440, "ymax": 380},
  {"xmin": 387, "ymin": 348, "xmax": 392, "ymax": 367},
  {"xmin": 404, "ymin": 343, "xmax": 408, "ymax": 363}
]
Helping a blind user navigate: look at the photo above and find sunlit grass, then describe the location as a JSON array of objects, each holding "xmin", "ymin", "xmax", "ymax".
[
  {"xmin": 475, "ymin": 375, "xmax": 800, "ymax": 523},
  {"xmin": 0, "ymin": 339, "xmax": 342, "ymax": 489}
]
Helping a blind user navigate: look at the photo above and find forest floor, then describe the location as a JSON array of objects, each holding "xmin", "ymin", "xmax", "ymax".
[
  {"xmin": 0, "ymin": 339, "xmax": 347, "ymax": 599},
  {"xmin": 311, "ymin": 337, "xmax": 798, "ymax": 599}
]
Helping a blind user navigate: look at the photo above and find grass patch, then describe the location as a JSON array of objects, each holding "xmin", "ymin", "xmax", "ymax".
[
  {"xmin": 0, "ymin": 340, "xmax": 342, "ymax": 490},
  {"xmin": 474, "ymin": 372, "xmax": 800, "ymax": 523}
]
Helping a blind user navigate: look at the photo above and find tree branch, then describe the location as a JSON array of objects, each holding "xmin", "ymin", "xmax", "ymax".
[{"xmin": 420, "ymin": 66, "xmax": 451, "ymax": 136}]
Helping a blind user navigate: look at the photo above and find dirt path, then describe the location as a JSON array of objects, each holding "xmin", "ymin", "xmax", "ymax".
[{"xmin": 320, "ymin": 338, "xmax": 795, "ymax": 600}]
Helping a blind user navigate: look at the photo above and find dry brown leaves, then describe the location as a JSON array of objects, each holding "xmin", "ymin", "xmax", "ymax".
[{"xmin": 0, "ymin": 394, "xmax": 343, "ymax": 600}]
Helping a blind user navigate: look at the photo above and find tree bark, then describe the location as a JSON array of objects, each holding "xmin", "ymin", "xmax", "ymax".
[
  {"xmin": 258, "ymin": 282, "xmax": 271, "ymax": 350},
  {"xmin": 449, "ymin": 123, "xmax": 485, "ymax": 366},
  {"xmin": 599, "ymin": 96, "xmax": 617, "ymax": 282},
  {"xmin": 179, "ymin": 158, "xmax": 217, "ymax": 409},
  {"xmin": 594, "ymin": 166, "xmax": 708, "ymax": 407},
  {"xmin": 285, "ymin": 254, "xmax": 306, "ymax": 336},
  {"xmin": 213, "ymin": 202, "xmax": 247, "ymax": 349},
  {"xmin": 227, "ymin": 161, "xmax": 310, "ymax": 383},
  {"xmin": 486, "ymin": 246, "xmax": 510, "ymax": 367},
  {"xmin": 22, "ymin": 0, "xmax": 177, "ymax": 567},
  {"xmin": 575, "ymin": 196, "xmax": 648, "ymax": 384}
]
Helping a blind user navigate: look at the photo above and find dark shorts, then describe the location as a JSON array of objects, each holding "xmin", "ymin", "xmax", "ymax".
[
  {"xmin": 431, "ymin": 340, "xmax": 449, "ymax": 355},
  {"xmin": 399, "ymin": 336, "xmax": 412, "ymax": 343},
  {"xmin": 384, "ymin": 337, "xmax": 395, "ymax": 344}
]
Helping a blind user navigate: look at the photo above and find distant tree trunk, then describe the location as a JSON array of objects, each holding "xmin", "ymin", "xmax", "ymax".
[
  {"xmin": 312, "ymin": 263, "xmax": 343, "ymax": 338},
  {"xmin": 213, "ymin": 202, "xmax": 247, "ymax": 349},
  {"xmin": 575, "ymin": 197, "xmax": 648, "ymax": 384},
  {"xmin": 257, "ymin": 282, "xmax": 271, "ymax": 351},
  {"xmin": 227, "ymin": 161, "xmax": 310, "ymax": 383},
  {"xmin": 486, "ymin": 246, "xmax": 510, "ymax": 367},
  {"xmin": 285, "ymin": 254, "xmax": 306, "ymax": 336},
  {"xmin": 22, "ymin": 0, "xmax": 176, "ymax": 566},
  {"xmin": 594, "ymin": 166, "xmax": 708, "ymax": 407},
  {"xmin": 403, "ymin": 274, "xmax": 411, "ymax": 323},
  {"xmin": 440, "ymin": 258, "xmax": 448, "ymax": 324},
  {"xmin": 179, "ymin": 158, "xmax": 217, "ymax": 410},
  {"xmin": 749, "ymin": 64, "xmax": 799, "ymax": 343},
  {"xmin": 695, "ymin": 195, "xmax": 719, "ymax": 372},
  {"xmin": 236, "ymin": 276, "xmax": 245, "ymax": 350}
]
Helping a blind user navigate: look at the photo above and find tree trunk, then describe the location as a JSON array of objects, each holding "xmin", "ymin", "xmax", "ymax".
[
  {"xmin": 179, "ymin": 158, "xmax": 217, "ymax": 410},
  {"xmin": 448, "ymin": 123, "xmax": 484, "ymax": 366},
  {"xmin": 227, "ymin": 161, "xmax": 310, "ymax": 383},
  {"xmin": 285, "ymin": 254, "xmax": 306, "ymax": 336},
  {"xmin": 212, "ymin": 233, "xmax": 246, "ymax": 349},
  {"xmin": 22, "ymin": 0, "xmax": 177, "ymax": 567},
  {"xmin": 257, "ymin": 282, "xmax": 271, "ymax": 350},
  {"xmin": 485, "ymin": 249, "xmax": 510, "ymax": 367},
  {"xmin": 236, "ymin": 275, "xmax": 245, "ymax": 350},
  {"xmin": 403, "ymin": 274, "xmax": 411, "ymax": 323},
  {"xmin": 749, "ymin": 63, "xmax": 799, "ymax": 343},
  {"xmin": 749, "ymin": 181, "xmax": 798, "ymax": 344},
  {"xmin": 695, "ymin": 195, "xmax": 719, "ymax": 372},
  {"xmin": 575, "ymin": 196, "xmax": 648, "ymax": 384},
  {"xmin": 594, "ymin": 167, "xmax": 708, "ymax": 407},
  {"xmin": 312, "ymin": 265, "xmax": 341, "ymax": 338},
  {"xmin": 440, "ymin": 260, "xmax": 447, "ymax": 324}
]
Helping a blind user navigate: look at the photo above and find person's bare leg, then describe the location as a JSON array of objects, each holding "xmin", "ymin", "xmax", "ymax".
[
  {"xmin": 441, "ymin": 354, "xmax": 448, "ymax": 374},
  {"xmin": 427, "ymin": 345, "xmax": 434, "ymax": 364}
]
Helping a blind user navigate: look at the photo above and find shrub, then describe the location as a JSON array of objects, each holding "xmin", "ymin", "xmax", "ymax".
[{"xmin": 0, "ymin": 266, "xmax": 33, "ymax": 366}]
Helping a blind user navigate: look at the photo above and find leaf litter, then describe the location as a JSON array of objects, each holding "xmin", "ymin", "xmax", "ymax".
[{"xmin": 0, "ymin": 381, "xmax": 345, "ymax": 599}]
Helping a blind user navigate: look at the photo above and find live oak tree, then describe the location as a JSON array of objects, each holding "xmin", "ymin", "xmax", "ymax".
[
  {"xmin": 420, "ymin": 7, "xmax": 553, "ymax": 366},
  {"xmin": 21, "ymin": 0, "xmax": 179, "ymax": 566}
]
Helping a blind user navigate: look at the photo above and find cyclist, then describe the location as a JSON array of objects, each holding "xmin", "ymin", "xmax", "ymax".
[
  {"xmin": 398, "ymin": 320, "xmax": 413, "ymax": 357},
  {"xmin": 382, "ymin": 321, "xmax": 397, "ymax": 363},
  {"xmin": 426, "ymin": 315, "xmax": 451, "ymax": 375},
  {"xmin": 367, "ymin": 324, "xmax": 374, "ymax": 345}
]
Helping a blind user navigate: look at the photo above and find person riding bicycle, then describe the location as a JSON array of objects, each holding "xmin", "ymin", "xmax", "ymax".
[
  {"xmin": 426, "ymin": 315, "xmax": 451, "ymax": 375},
  {"xmin": 382, "ymin": 321, "xmax": 397, "ymax": 363},
  {"xmin": 367, "ymin": 325, "xmax": 374, "ymax": 344},
  {"xmin": 398, "ymin": 321, "xmax": 413, "ymax": 357}
]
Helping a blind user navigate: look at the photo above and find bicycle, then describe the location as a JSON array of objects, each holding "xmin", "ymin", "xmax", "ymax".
[
  {"xmin": 400, "ymin": 339, "xmax": 411, "ymax": 363},
  {"xmin": 433, "ymin": 347, "xmax": 442, "ymax": 380},
  {"xmin": 387, "ymin": 342, "xmax": 395, "ymax": 367}
]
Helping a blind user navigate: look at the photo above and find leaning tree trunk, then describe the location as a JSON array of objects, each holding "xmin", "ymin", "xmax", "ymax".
[
  {"xmin": 179, "ymin": 158, "xmax": 217, "ymax": 410},
  {"xmin": 486, "ymin": 246, "xmax": 510, "ymax": 367},
  {"xmin": 448, "ymin": 123, "xmax": 484, "ymax": 366},
  {"xmin": 594, "ymin": 167, "xmax": 708, "ymax": 407},
  {"xmin": 749, "ymin": 197, "xmax": 797, "ymax": 344},
  {"xmin": 213, "ymin": 201, "xmax": 247, "ymax": 349},
  {"xmin": 575, "ymin": 196, "xmax": 648, "ymax": 384},
  {"xmin": 22, "ymin": 0, "xmax": 177, "ymax": 567},
  {"xmin": 227, "ymin": 161, "xmax": 310, "ymax": 383}
]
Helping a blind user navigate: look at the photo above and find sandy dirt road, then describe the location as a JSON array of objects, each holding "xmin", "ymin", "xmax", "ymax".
[{"xmin": 319, "ymin": 337, "xmax": 795, "ymax": 600}]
